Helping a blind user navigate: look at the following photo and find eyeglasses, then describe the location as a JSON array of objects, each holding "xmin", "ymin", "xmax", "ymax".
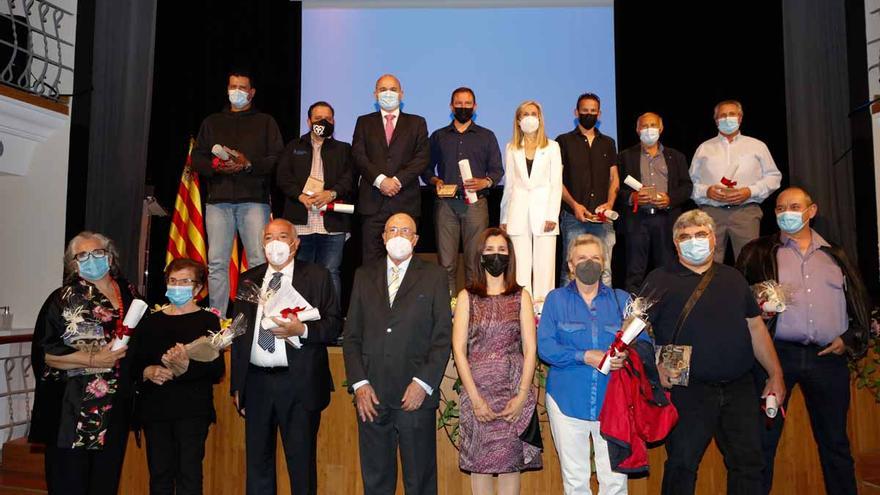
[
  {"xmin": 74, "ymin": 249, "xmax": 108, "ymax": 262},
  {"xmin": 774, "ymin": 204, "xmax": 812, "ymax": 213},
  {"xmin": 676, "ymin": 231, "xmax": 711, "ymax": 243},
  {"xmin": 167, "ymin": 277, "xmax": 196, "ymax": 286},
  {"xmin": 385, "ymin": 226, "xmax": 415, "ymax": 238}
]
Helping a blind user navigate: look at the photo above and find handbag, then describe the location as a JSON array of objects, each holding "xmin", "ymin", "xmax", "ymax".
[{"xmin": 518, "ymin": 406, "xmax": 543, "ymax": 450}]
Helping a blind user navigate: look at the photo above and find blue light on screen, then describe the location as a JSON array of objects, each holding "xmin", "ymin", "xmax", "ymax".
[{"xmin": 301, "ymin": 5, "xmax": 617, "ymax": 159}]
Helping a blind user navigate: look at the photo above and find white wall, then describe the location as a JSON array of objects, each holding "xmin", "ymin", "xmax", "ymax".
[
  {"xmin": 0, "ymin": 0, "xmax": 76, "ymax": 329},
  {"xmin": 867, "ymin": 0, "xmax": 880, "ymax": 273}
]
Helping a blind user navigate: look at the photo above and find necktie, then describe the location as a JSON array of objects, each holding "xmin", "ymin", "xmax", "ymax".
[
  {"xmin": 384, "ymin": 114, "xmax": 395, "ymax": 145},
  {"xmin": 388, "ymin": 265, "xmax": 401, "ymax": 305},
  {"xmin": 258, "ymin": 272, "xmax": 283, "ymax": 352}
]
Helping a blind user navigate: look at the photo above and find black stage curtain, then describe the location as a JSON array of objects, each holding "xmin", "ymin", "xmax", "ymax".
[
  {"xmin": 71, "ymin": 0, "xmax": 158, "ymax": 281},
  {"xmin": 143, "ymin": 0, "xmax": 302, "ymax": 302}
]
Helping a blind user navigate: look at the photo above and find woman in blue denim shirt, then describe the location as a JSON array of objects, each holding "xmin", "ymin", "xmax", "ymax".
[{"xmin": 538, "ymin": 233, "xmax": 649, "ymax": 495}]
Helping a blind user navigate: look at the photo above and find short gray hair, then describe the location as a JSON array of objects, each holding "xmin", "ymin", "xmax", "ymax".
[
  {"xmin": 64, "ymin": 231, "xmax": 122, "ymax": 282},
  {"xmin": 567, "ymin": 234, "xmax": 606, "ymax": 262},
  {"xmin": 713, "ymin": 99, "xmax": 743, "ymax": 118},
  {"xmin": 673, "ymin": 210, "xmax": 716, "ymax": 239}
]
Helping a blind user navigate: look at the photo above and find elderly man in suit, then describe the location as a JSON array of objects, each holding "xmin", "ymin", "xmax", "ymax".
[
  {"xmin": 343, "ymin": 212, "xmax": 452, "ymax": 495},
  {"xmin": 618, "ymin": 112, "xmax": 693, "ymax": 292},
  {"xmin": 352, "ymin": 74, "xmax": 431, "ymax": 262},
  {"xmin": 230, "ymin": 218, "xmax": 342, "ymax": 495}
]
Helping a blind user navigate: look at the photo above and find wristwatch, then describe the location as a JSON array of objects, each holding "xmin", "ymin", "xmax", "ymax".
[
  {"xmin": 329, "ymin": 190, "xmax": 338, "ymax": 201},
  {"xmin": 485, "ymin": 177, "xmax": 493, "ymax": 187}
]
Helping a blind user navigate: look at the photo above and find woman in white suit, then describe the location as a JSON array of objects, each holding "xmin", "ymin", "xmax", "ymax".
[{"xmin": 500, "ymin": 100, "xmax": 563, "ymax": 310}]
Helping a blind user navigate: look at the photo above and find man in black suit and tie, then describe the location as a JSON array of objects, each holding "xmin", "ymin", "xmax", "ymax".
[
  {"xmin": 230, "ymin": 218, "xmax": 342, "ymax": 495},
  {"xmin": 352, "ymin": 74, "xmax": 431, "ymax": 262},
  {"xmin": 617, "ymin": 112, "xmax": 693, "ymax": 292},
  {"xmin": 343, "ymin": 213, "xmax": 452, "ymax": 495}
]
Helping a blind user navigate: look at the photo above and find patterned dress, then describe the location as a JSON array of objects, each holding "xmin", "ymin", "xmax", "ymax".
[{"xmin": 459, "ymin": 289, "xmax": 543, "ymax": 473}]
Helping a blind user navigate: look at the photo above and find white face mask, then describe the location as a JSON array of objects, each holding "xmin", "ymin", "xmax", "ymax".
[
  {"xmin": 228, "ymin": 89, "xmax": 250, "ymax": 109},
  {"xmin": 264, "ymin": 240, "xmax": 291, "ymax": 266},
  {"xmin": 519, "ymin": 115, "xmax": 540, "ymax": 134},
  {"xmin": 639, "ymin": 127, "xmax": 660, "ymax": 146},
  {"xmin": 385, "ymin": 236, "xmax": 413, "ymax": 261}
]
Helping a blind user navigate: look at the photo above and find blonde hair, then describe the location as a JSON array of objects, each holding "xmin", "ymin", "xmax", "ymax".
[
  {"xmin": 566, "ymin": 234, "xmax": 606, "ymax": 280},
  {"xmin": 511, "ymin": 100, "xmax": 549, "ymax": 149}
]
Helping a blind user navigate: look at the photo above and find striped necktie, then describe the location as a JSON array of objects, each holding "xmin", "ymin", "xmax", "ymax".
[
  {"xmin": 258, "ymin": 272, "xmax": 283, "ymax": 352},
  {"xmin": 388, "ymin": 265, "xmax": 401, "ymax": 305}
]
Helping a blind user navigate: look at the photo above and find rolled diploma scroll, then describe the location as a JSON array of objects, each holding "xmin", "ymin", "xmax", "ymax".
[
  {"xmin": 765, "ymin": 394, "xmax": 779, "ymax": 418},
  {"xmin": 458, "ymin": 159, "xmax": 479, "ymax": 204},
  {"xmin": 211, "ymin": 144, "xmax": 239, "ymax": 161},
  {"xmin": 721, "ymin": 163, "xmax": 739, "ymax": 187},
  {"xmin": 598, "ymin": 316, "xmax": 647, "ymax": 375},
  {"xmin": 261, "ymin": 308, "xmax": 321, "ymax": 349},
  {"xmin": 111, "ymin": 299, "xmax": 148, "ymax": 350},
  {"xmin": 623, "ymin": 175, "xmax": 644, "ymax": 191},
  {"xmin": 313, "ymin": 203, "xmax": 355, "ymax": 214}
]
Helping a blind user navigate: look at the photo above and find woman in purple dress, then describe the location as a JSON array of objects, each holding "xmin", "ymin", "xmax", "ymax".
[{"xmin": 452, "ymin": 227, "xmax": 542, "ymax": 494}]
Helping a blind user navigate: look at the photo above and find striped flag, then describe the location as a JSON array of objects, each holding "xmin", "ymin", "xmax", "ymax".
[{"xmin": 166, "ymin": 139, "xmax": 248, "ymax": 302}]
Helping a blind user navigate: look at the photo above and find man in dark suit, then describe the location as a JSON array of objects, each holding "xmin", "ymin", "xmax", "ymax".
[
  {"xmin": 230, "ymin": 218, "xmax": 342, "ymax": 495},
  {"xmin": 352, "ymin": 74, "xmax": 431, "ymax": 262},
  {"xmin": 343, "ymin": 213, "xmax": 452, "ymax": 495},
  {"xmin": 618, "ymin": 112, "xmax": 693, "ymax": 292},
  {"xmin": 276, "ymin": 100, "xmax": 355, "ymax": 301}
]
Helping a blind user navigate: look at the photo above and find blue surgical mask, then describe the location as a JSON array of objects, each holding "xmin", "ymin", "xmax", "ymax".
[
  {"xmin": 639, "ymin": 128, "xmax": 660, "ymax": 146},
  {"xmin": 679, "ymin": 238, "xmax": 712, "ymax": 265},
  {"xmin": 77, "ymin": 256, "xmax": 110, "ymax": 281},
  {"xmin": 777, "ymin": 211, "xmax": 806, "ymax": 234},
  {"xmin": 165, "ymin": 285, "xmax": 194, "ymax": 307},
  {"xmin": 228, "ymin": 89, "xmax": 249, "ymax": 109},
  {"xmin": 377, "ymin": 90, "xmax": 400, "ymax": 111},
  {"xmin": 717, "ymin": 116, "xmax": 740, "ymax": 135}
]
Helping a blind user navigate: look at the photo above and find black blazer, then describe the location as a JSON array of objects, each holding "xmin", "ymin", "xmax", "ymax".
[
  {"xmin": 276, "ymin": 134, "xmax": 356, "ymax": 233},
  {"xmin": 617, "ymin": 143, "xmax": 693, "ymax": 216},
  {"xmin": 351, "ymin": 111, "xmax": 430, "ymax": 217},
  {"xmin": 229, "ymin": 261, "xmax": 342, "ymax": 412},
  {"xmin": 342, "ymin": 256, "xmax": 451, "ymax": 410}
]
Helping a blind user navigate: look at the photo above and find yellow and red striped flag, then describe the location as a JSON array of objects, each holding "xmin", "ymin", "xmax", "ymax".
[{"xmin": 166, "ymin": 139, "xmax": 248, "ymax": 302}]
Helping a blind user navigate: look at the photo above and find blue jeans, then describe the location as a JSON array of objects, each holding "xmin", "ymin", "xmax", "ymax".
[
  {"xmin": 296, "ymin": 233, "xmax": 345, "ymax": 302},
  {"xmin": 205, "ymin": 202, "xmax": 270, "ymax": 316},
  {"xmin": 559, "ymin": 210, "xmax": 615, "ymax": 287}
]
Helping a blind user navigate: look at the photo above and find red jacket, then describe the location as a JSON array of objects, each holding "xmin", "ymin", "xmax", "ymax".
[{"xmin": 599, "ymin": 343, "xmax": 678, "ymax": 474}]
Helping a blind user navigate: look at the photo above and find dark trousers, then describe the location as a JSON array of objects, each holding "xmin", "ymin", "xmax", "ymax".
[
  {"xmin": 296, "ymin": 233, "xmax": 346, "ymax": 302},
  {"xmin": 357, "ymin": 404, "xmax": 437, "ymax": 495},
  {"xmin": 143, "ymin": 416, "xmax": 211, "ymax": 495},
  {"xmin": 756, "ymin": 340, "xmax": 856, "ymax": 495},
  {"xmin": 624, "ymin": 209, "xmax": 675, "ymax": 293},
  {"xmin": 44, "ymin": 402, "xmax": 131, "ymax": 495},
  {"xmin": 361, "ymin": 212, "xmax": 420, "ymax": 264},
  {"xmin": 434, "ymin": 197, "xmax": 488, "ymax": 294},
  {"xmin": 661, "ymin": 374, "xmax": 764, "ymax": 495},
  {"xmin": 245, "ymin": 366, "xmax": 322, "ymax": 495}
]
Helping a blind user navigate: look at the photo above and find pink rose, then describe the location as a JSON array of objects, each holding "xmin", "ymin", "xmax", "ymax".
[
  {"xmin": 86, "ymin": 377, "xmax": 110, "ymax": 398},
  {"xmin": 92, "ymin": 305, "xmax": 114, "ymax": 323}
]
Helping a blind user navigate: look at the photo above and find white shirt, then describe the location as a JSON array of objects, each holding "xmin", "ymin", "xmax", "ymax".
[
  {"xmin": 689, "ymin": 133, "xmax": 781, "ymax": 206},
  {"xmin": 249, "ymin": 261, "xmax": 309, "ymax": 367},
  {"xmin": 351, "ymin": 255, "xmax": 433, "ymax": 396},
  {"xmin": 373, "ymin": 108, "xmax": 402, "ymax": 188}
]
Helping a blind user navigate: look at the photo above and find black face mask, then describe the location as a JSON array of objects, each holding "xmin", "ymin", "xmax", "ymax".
[
  {"xmin": 453, "ymin": 107, "xmax": 474, "ymax": 124},
  {"xmin": 481, "ymin": 253, "xmax": 509, "ymax": 277},
  {"xmin": 578, "ymin": 113, "xmax": 598, "ymax": 130},
  {"xmin": 574, "ymin": 260, "xmax": 602, "ymax": 285},
  {"xmin": 312, "ymin": 119, "xmax": 334, "ymax": 138}
]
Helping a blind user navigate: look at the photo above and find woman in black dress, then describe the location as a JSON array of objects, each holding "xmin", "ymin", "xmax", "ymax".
[
  {"xmin": 131, "ymin": 258, "xmax": 224, "ymax": 495},
  {"xmin": 29, "ymin": 231, "xmax": 138, "ymax": 495}
]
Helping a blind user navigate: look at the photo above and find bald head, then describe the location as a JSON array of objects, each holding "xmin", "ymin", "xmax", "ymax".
[
  {"xmin": 775, "ymin": 186, "xmax": 817, "ymax": 234},
  {"xmin": 636, "ymin": 112, "xmax": 663, "ymax": 129},
  {"xmin": 262, "ymin": 219, "xmax": 299, "ymax": 268},
  {"xmin": 385, "ymin": 213, "xmax": 416, "ymax": 233},
  {"xmin": 263, "ymin": 218, "xmax": 297, "ymax": 239},
  {"xmin": 777, "ymin": 186, "xmax": 813, "ymax": 206},
  {"xmin": 375, "ymin": 74, "xmax": 402, "ymax": 92}
]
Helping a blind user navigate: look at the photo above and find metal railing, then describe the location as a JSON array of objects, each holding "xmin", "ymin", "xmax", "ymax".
[
  {"xmin": 0, "ymin": 0, "xmax": 74, "ymax": 100},
  {"xmin": 0, "ymin": 333, "xmax": 33, "ymax": 446}
]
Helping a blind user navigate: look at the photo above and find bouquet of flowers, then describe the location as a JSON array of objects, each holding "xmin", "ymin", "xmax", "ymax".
[
  {"xmin": 185, "ymin": 312, "xmax": 249, "ymax": 362},
  {"xmin": 753, "ymin": 280, "xmax": 790, "ymax": 314},
  {"xmin": 598, "ymin": 295, "xmax": 656, "ymax": 375}
]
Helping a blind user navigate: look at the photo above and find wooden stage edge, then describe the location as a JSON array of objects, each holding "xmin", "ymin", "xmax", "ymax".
[{"xmin": 117, "ymin": 347, "xmax": 880, "ymax": 494}]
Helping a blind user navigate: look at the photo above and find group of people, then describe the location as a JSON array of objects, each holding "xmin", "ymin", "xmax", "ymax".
[{"xmin": 25, "ymin": 68, "xmax": 871, "ymax": 495}]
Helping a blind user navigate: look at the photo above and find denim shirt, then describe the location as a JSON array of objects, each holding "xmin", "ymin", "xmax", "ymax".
[{"xmin": 538, "ymin": 282, "xmax": 649, "ymax": 420}]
